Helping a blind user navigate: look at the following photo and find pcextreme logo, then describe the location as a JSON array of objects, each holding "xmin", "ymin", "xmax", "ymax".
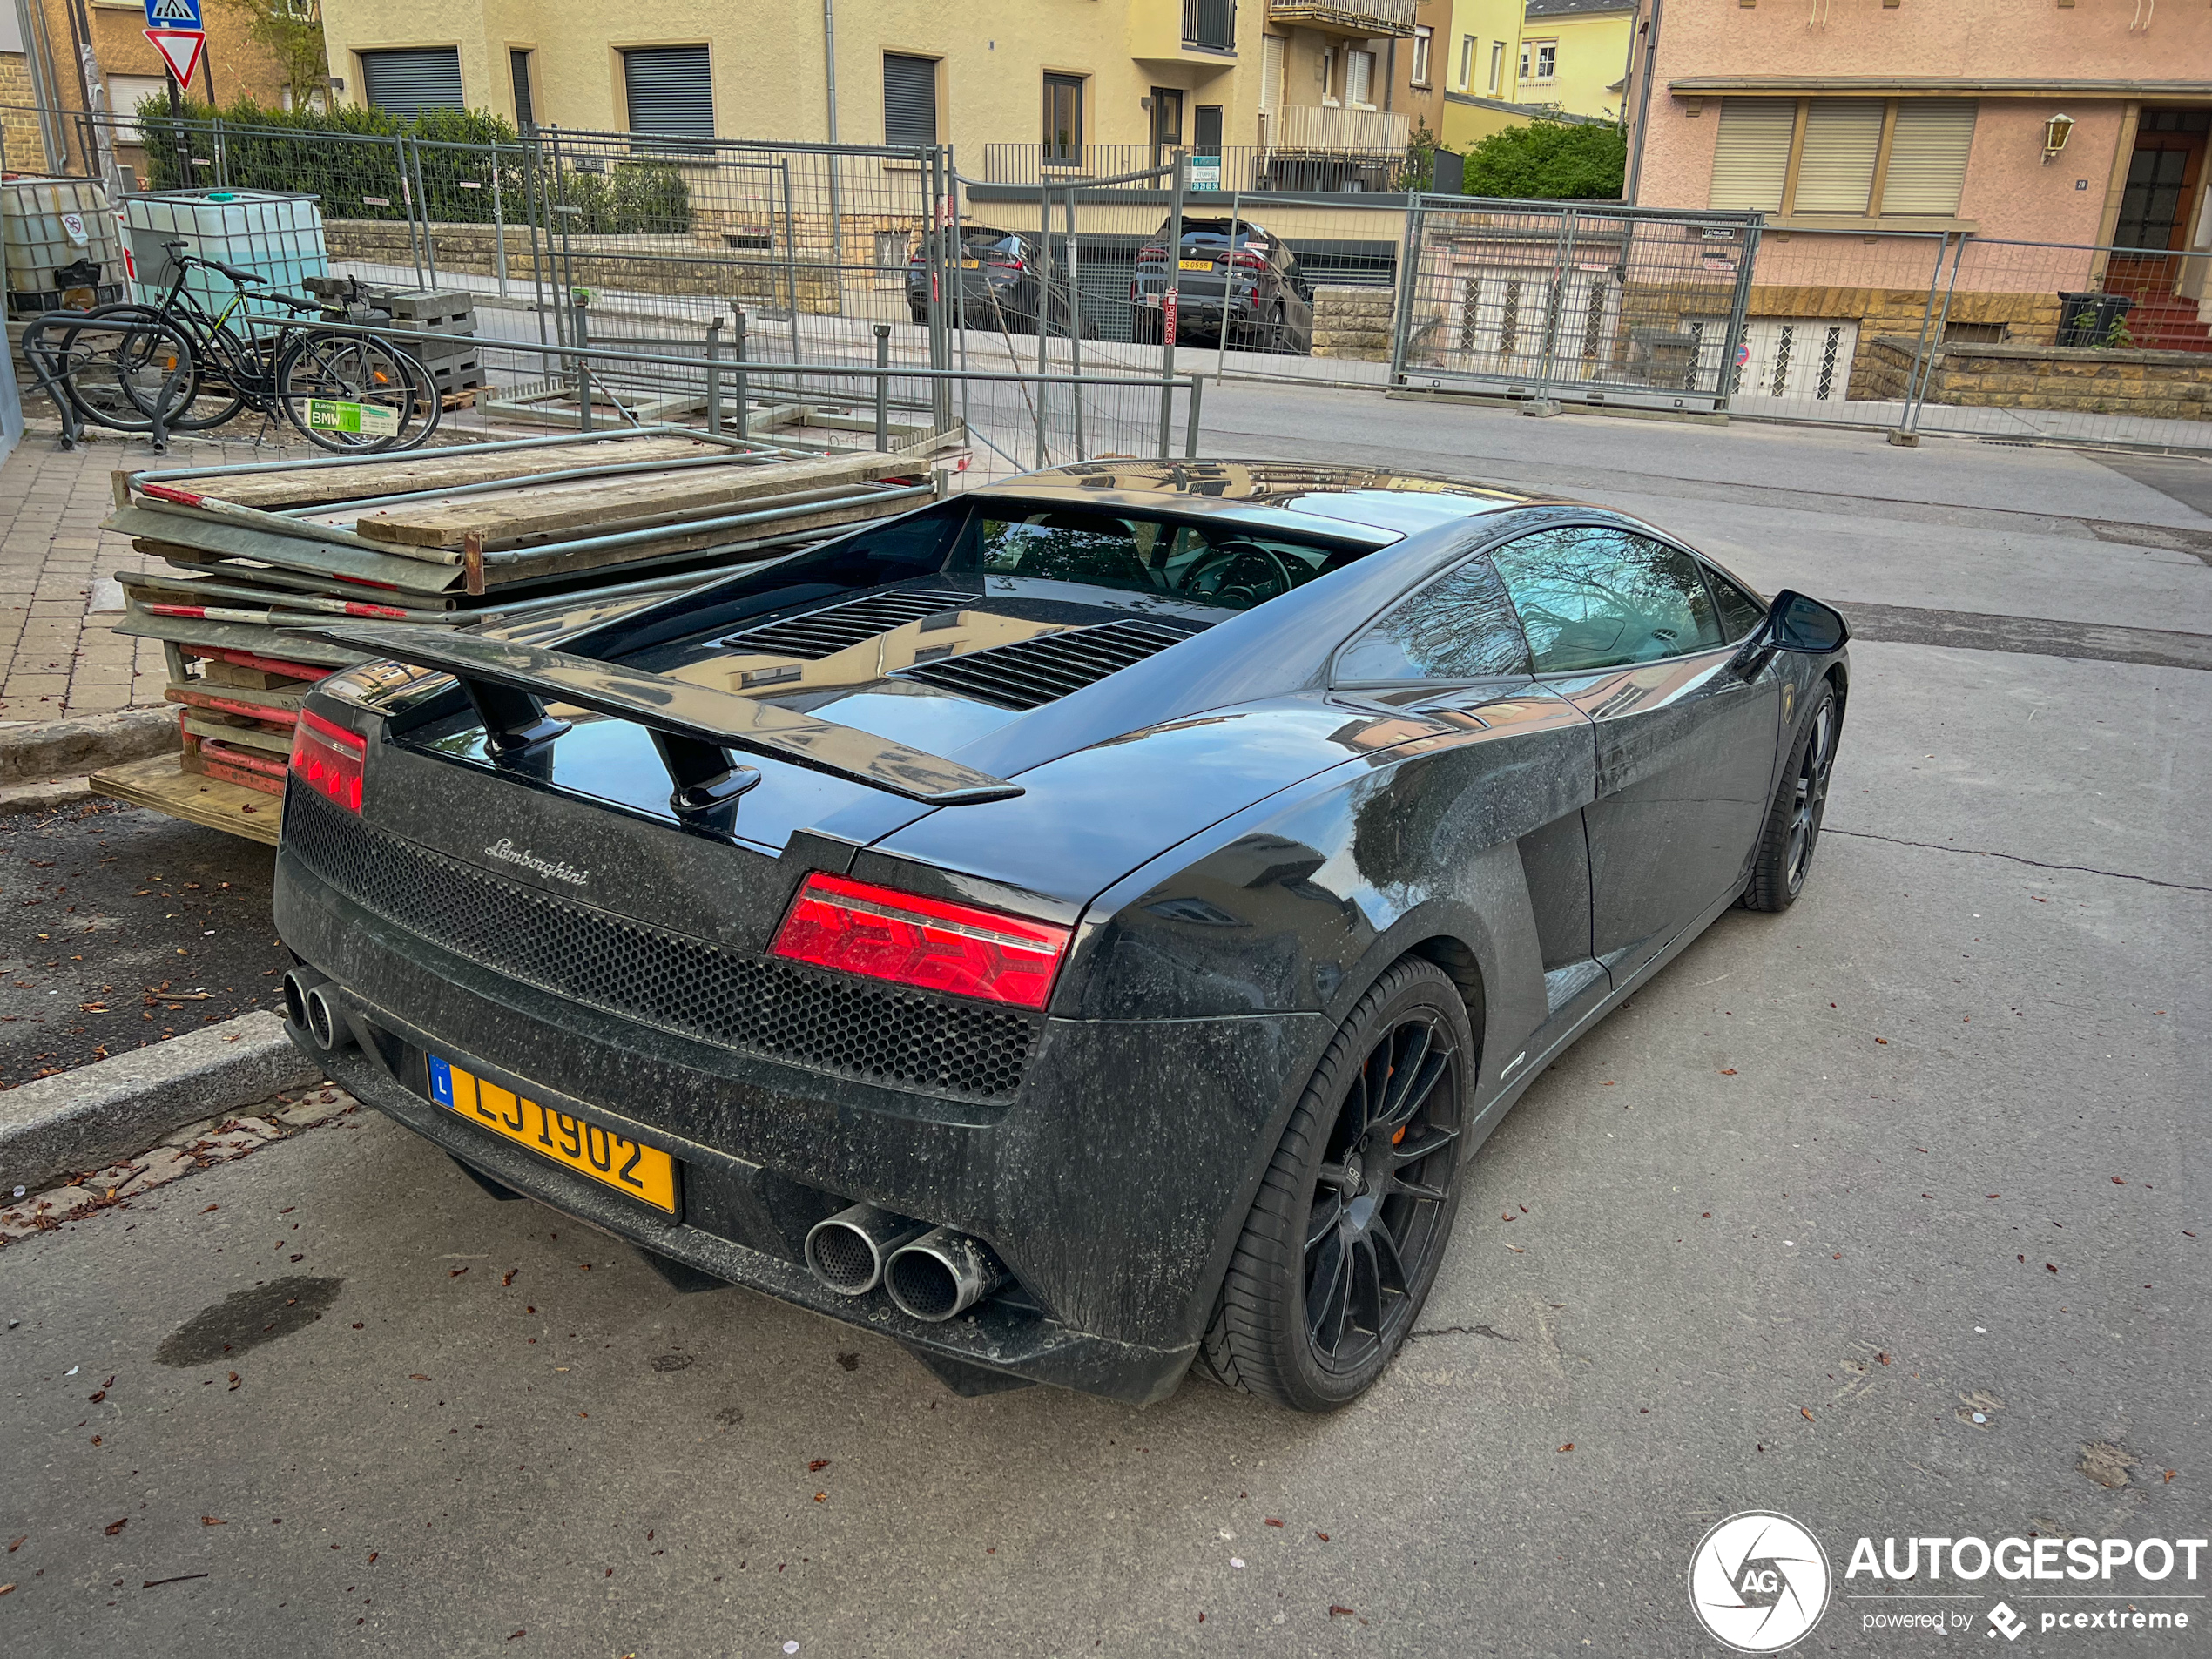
[{"xmin": 1689, "ymin": 1516, "xmax": 2209, "ymax": 1649}]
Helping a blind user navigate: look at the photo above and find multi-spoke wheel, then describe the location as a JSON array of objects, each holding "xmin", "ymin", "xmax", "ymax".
[
  {"xmin": 1743, "ymin": 681, "xmax": 1842, "ymax": 912},
  {"xmin": 1199, "ymin": 957, "xmax": 1470, "ymax": 1410}
]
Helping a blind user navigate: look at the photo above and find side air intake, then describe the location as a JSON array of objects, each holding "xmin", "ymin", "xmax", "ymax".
[
  {"xmin": 892, "ymin": 617, "xmax": 1195, "ymax": 710},
  {"xmin": 721, "ymin": 589, "xmax": 967, "ymax": 659}
]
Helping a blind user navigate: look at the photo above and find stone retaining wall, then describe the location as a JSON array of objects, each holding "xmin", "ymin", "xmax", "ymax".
[
  {"xmin": 1860, "ymin": 335, "xmax": 2212, "ymax": 421},
  {"xmin": 1312, "ymin": 286, "xmax": 1394, "ymax": 361}
]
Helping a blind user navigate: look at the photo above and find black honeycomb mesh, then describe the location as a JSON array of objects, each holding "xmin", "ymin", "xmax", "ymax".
[{"xmin": 284, "ymin": 786, "xmax": 1038, "ymax": 1102}]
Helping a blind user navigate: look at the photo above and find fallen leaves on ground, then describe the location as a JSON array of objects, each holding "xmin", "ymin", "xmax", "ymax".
[{"xmin": 103, "ymin": 1518, "xmax": 127, "ymax": 1535}]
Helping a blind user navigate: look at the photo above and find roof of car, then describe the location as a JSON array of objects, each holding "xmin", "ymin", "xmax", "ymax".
[{"xmin": 970, "ymin": 460, "xmax": 1561, "ymax": 539}]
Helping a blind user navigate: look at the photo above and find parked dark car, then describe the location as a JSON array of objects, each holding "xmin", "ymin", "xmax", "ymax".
[
  {"xmin": 905, "ymin": 226, "xmax": 1094, "ymax": 336},
  {"xmin": 1131, "ymin": 218, "xmax": 1314, "ymax": 352},
  {"xmin": 275, "ymin": 462, "xmax": 1849, "ymax": 1411}
]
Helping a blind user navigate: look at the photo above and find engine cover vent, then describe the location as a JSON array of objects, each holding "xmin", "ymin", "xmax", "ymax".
[
  {"xmin": 723, "ymin": 588, "xmax": 968, "ymax": 659},
  {"xmin": 891, "ymin": 617, "xmax": 1195, "ymax": 710}
]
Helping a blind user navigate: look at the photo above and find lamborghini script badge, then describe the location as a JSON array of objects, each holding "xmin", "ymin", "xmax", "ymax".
[{"xmin": 483, "ymin": 837, "xmax": 590, "ymax": 887}]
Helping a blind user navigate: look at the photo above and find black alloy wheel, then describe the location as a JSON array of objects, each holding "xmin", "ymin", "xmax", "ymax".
[
  {"xmin": 1743, "ymin": 681, "xmax": 1841, "ymax": 912},
  {"xmin": 1199, "ymin": 957, "xmax": 1471, "ymax": 1410}
]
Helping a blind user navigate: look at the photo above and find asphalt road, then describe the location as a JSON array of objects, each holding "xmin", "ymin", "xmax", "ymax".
[
  {"xmin": 0, "ymin": 407, "xmax": 2204, "ymax": 1658},
  {"xmin": 0, "ymin": 799, "xmax": 290, "ymax": 1088}
]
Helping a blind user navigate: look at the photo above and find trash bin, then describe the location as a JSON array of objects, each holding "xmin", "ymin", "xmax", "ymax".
[{"xmin": 2055, "ymin": 291, "xmax": 2134, "ymax": 347}]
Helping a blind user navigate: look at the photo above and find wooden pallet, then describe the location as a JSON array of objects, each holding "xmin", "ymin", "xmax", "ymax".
[{"xmin": 88, "ymin": 752, "xmax": 281, "ymax": 846}]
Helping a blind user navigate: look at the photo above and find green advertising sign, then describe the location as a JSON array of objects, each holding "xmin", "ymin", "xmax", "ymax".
[{"xmin": 305, "ymin": 398, "xmax": 401, "ymax": 438}]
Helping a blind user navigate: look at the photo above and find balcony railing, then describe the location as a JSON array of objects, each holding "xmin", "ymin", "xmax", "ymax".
[
  {"xmin": 1265, "ymin": 0, "xmax": 1418, "ymax": 37},
  {"xmin": 1183, "ymin": 0, "xmax": 1237, "ymax": 50},
  {"xmin": 1267, "ymin": 104, "xmax": 1411, "ymax": 154}
]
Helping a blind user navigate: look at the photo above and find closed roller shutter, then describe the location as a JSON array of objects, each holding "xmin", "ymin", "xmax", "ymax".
[
  {"xmin": 510, "ymin": 50, "xmax": 535, "ymax": 131},
  {"xmin": 883, "ymin": 53, "xmax": 938, "ymax": 148},
  {"xmin": 1262, "ymin": 33, "xmax": 1284, "ymax": 111},
  {"xmin": 1709, "ymin": 98, "xmax": 1794, "ymax": 212},
  {"xmin": 624, "ymin": 46, "xmax": 713, "ymax": 140},
  {"xmin": 1793, "ymin": 98, "xmax": 1885, "ymax": 213},
  {"xmin": 1881, "ymin": 99, "xmax": 1976, "ymax": 215},
  {"xmin": 361, "ymin": 48, "xmax": 463, "ymax": 119}
]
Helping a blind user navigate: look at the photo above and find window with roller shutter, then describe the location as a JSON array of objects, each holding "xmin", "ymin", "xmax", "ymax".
[
  {"xmin": 361, "ymin": 48, "xmax": 464, "ymax": 118},
  {"xmin": 1880, "ymin": 100, "xmax": 1977, "ymax": 216},
  {"xmin": 1793, "ymin": 99, "xmax": 1885, "ymax": 214},
  {"xmin": 1709, "ymin": 99, "xmax": 1794, "ymax": 212},
  {"xmin": 623, "ymin": 46, "xmax": 714, "ymax": 145},
  {"xmin": 884, "ymin": 53, "xmax": 939, "ymax": 149}
]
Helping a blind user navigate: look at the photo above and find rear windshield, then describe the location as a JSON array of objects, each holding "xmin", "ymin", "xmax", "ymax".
[{"xmin": 952, "ymin": 503, "xmax": 1361, "ymax": 609}]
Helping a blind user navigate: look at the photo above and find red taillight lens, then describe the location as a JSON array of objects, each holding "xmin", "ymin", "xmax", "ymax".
[
  {"xmin": 988, "ymin": 258, "xmax": 1025, "ymax": 271},
  {"xmin": 1232, "ymin": 251, "xmax": 1269, "ymax": 271},
  {"xmin": 771, "ymin": 873, "xmax": 1069, "ymax": 1009},
  {"xmin": 1138, "ymin": 244, "xmax": 1166, "ymax": 260},
  {"xmin": 289, "ymin": 708, "xmax": 364, "ymax": 813}
]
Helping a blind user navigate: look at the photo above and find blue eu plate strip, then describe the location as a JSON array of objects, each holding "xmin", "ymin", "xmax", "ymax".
[{"xmin": 427, "ymin": 1054, "xmax": 454, "ymax": 1107}]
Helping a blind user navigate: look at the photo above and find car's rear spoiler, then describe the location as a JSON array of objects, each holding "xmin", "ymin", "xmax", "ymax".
[{"xmin": 292, "ymin": 624, "xmax": 1023, "ymax": 813}]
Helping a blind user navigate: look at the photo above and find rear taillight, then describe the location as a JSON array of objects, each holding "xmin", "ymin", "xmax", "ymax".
[
  {"xmin": 1232, "ymin": 251, "xmax": 1269, "ymax": 271},
  {"xmin": 289, "ymin": 708, "xmax": 364, "ymax": 813},
  {"xmin": 1138, "ymin": 244, "xmax": 1166, "ymax": 260},
  {"xmin": 988, "ymin": 258, "xmax": 1026, "ymax": 272},
  {"xmin": 771, "ymin": 872, "xmax": 1069, "ymax": 1009}
]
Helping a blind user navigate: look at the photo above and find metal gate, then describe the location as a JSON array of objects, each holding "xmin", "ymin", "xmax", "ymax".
[{"xmin": 1393, "ymin": 197, "xmax": 1762, "ymax": 415}]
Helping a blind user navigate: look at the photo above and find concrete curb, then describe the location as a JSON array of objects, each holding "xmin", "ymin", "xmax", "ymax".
[
  {"xmin": 0, "ymin": 1010, "xmax": 324, "ymax": 1195},
  {"xmin": 0, "ymin": 707, "xmax": 177, "ymax": 784},
  {"xmin": 0, "ymin": 777, "xmax": 96, "ymax": 816}
]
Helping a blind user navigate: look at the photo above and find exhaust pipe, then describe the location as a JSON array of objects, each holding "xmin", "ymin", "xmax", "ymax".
[
  {"xmin": 804, "ymin": 1203, "xmax": 928, "ymax": 1296},
  {"xmin": 283, "ymin": 968, "xmax": 355, "ymax": 1055},
  {"xmin": 883, "ymin": 1228, "xmax": 1007, "ymax": 1323}
]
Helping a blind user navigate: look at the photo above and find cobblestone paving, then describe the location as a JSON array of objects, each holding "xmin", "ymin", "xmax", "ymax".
[{"xmin": 0, "ymin": 425, "xmax": 307, "ymax": 725}]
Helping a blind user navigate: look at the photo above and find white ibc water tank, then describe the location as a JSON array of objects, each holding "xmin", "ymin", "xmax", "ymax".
[
  {"xmin": 1, "ymin": 176, "xmax": 129, "ymax": 317},
  {"xmin": 121, "ymin": 189, "xmax": 330, "ymax": 324}
]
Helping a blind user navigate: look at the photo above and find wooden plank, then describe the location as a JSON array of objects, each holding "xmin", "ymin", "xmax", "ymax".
[
  {"xmin": 182, "ymin": 711, "xmax": 294, "ymax": 755},
  {"xmin": 89, "ymin": 752, "xmax": 282, "ymax": 845},
  {"xmin": 178, "ymin": 434, "xmax": 733, "ymax": 511},
  {"xmin": 168, "ymin": 683, "xmax": 306, "ymax": 720},
  {"xmin": 354, "ymin": 453, "xmax": 905, "ymax": 550},
  {"xmin": 195, "ymin": 753, "xmax": 287, "ymax": 795}
]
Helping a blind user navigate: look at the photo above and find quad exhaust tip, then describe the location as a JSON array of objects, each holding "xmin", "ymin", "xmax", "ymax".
[
  {"xmin": 804, "ymin": 1204, "xmax": 928, "ymax": 1296},
  {"xmin": 282, "ymin": 968, "xmax": 355, "ymax": 1055},
  {"xmin": 883, "ymin": 1227, "xmax": 1008, "ymax": 1323}
]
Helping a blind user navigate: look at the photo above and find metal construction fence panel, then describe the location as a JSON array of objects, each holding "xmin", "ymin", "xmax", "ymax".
[{"xmin": 1392, "ymin": 195, "xmax": 1763, "ymax": 415}]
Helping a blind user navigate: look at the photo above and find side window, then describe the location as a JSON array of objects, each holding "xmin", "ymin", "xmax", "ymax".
[
  {"xmin": 1334, "ymin": 556, "xmax": 1531, "ymax": 684},
  {"xmin": 1491, "ymin": 526, "xmax": 1726, "ymax": 673},
  {"xmin": 1706, "ymin": 564, "xmax": 1768, "ymax": 641}
]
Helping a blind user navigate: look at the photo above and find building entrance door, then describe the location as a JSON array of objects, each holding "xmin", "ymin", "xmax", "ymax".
[{"xmin": 2115, "ymin": 110, "xmax": 2209, "ymax": 252}]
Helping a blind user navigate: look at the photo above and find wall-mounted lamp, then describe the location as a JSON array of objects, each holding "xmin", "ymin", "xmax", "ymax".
[{"xmin": 2042, "ymin": 111, "xmax": 2075, "ymax": 161}]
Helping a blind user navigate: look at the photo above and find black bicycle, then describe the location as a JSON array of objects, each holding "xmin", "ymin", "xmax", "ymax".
[{"xmin": 35, "ymin": 244, "xmax": 442, "ymax": 452}]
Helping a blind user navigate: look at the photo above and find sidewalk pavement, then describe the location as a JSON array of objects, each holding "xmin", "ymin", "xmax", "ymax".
[{"xmin": 0, "ymin": 425, "xmax": 301, "ymax": 728}]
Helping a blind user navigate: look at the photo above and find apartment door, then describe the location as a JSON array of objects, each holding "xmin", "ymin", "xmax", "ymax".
[
  {"xmin": 1150, "ymin": 87, "xmax": 1184, "ymax": 167},
  {"xmin": 2116, "ymin": 111, "xmax": 2209, "ymax": 253}
]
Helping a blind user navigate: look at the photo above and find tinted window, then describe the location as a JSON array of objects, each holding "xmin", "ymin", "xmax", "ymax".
[
  {"xmin": 958, "ymin": 508, "xmax": 1352, "ymax": 610},
  {"xmin": 1335, "ymin": 556, "xmax": 1530, "ymax": 683},
  {"xmin": 1707, "ymin": 566, "xmax": 1767, "ymax": 641},
  {"xmin": 1492, "ymin": 527, "xmax": 1726, "ymax": 672}
]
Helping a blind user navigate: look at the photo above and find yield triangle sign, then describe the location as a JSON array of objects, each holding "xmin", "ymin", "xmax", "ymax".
[{"xmin": 145, "ymin": 28, "xmax": 206, "ymax": 88}]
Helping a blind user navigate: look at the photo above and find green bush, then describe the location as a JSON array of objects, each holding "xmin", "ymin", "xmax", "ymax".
[
  {"xmin": 1460, "ymin": 118, "xmax": 1626, "ymax": 202},
  {"xmin": 130, "ymin": 97, "xmax": 692, "ymax": 234}
]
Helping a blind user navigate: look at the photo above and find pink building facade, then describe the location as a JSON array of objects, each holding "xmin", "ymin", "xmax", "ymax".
[{"xmin": 1620, "ymin": 0, "xmax": 2212, "ymax": 380}]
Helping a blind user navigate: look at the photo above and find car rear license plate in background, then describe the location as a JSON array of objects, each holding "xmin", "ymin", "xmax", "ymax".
[
  {"xmin": 1179, "ymin": 259, "xmax": 1214, "ymax": 272},
  {"xmin": 428, "ymin": 1055, "xmax": 677, "ymax": 1213},
  {"xmin": 961, "ymin": 259, "xmax": 982, "ymax": 268}
]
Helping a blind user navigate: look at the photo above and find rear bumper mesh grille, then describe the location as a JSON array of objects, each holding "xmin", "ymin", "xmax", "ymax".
[{"xmin": 283, "ymin": 786, "xmax": 1038, "ymax": 1102}]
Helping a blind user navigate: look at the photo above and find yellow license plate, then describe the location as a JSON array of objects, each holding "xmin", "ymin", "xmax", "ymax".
[
  {"xmin": 428, "ymin": 1055, "xmax": 677, "ymax": 1213},
  {"xmin": 960, "ymin": 258, "xmax": 982, "ymax": 268},
  {"xmin": 1178, "ymin": 259, "xmax": 1215, "ymax": 271}
]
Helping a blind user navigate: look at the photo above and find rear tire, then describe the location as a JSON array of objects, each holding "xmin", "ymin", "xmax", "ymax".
[
  {"xmin": 1742, "ymin": 682, "xmax": 1840, "ymax": 912},
  {"xmin": 1197, "ymin": 957, "xmax": 1471, "ymax": 1411}
]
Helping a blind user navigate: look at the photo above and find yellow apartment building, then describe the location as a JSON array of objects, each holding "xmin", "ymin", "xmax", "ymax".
[
  {"xmin": 1514, "ymin": 0, "xmax": 1632, "ymax": 121},
  {"xmin": 316, "ymin": 0, "xmax": 1427, "ymax": 186}
]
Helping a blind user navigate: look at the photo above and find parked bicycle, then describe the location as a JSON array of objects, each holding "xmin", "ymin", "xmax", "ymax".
[{"xmin": 20, "ymin": 244, "xmax": 442, "ymax": 453}]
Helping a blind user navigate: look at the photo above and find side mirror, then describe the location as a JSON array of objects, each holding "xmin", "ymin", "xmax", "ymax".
[{"xmin": 1769, "ymin": 590, "xmax": 1851, "ymax": 653}]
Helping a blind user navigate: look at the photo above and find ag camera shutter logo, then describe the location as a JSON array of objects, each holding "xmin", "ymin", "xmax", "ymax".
[{"xmin": 1689, "ymin": 1511, "xmax": 1832, "ymax": 1651}]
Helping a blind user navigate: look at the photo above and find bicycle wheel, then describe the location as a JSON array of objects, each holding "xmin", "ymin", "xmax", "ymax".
[
  {"xmin": 275, "ymin": 333, "xmax": 442, "ymax": 453},
  {"xmin": 97, "ymin": 303, "xmax": 250, "ymax": 432},
  {"xmin": 40, "ymin": 309, "xmax": 199, "ymax": 434}
]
